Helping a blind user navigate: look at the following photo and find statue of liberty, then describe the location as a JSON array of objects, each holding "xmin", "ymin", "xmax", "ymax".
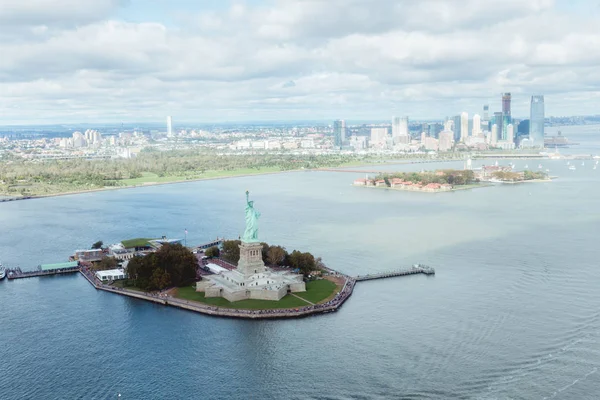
[{"xmin": 242, "ymin": 191, "xmax": 261, "ymax": 242}]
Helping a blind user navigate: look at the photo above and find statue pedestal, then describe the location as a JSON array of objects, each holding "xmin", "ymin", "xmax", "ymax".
[{"xmin": 237, "ymin": 241, "xmax": 267, "ymax": 278}]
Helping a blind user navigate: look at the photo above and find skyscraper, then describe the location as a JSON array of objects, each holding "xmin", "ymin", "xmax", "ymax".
[
  {"xmin": 392, "ymin": 117, "xmax": 401, "ymax": 138},
  {"xmin": 491, "ymin": 124, "xmax": 498, "ymax": 145},
  {"xmin": 452, "ymin": 115, "xmax": 462, "ymax": 142},
  {"xmin": 460, "ymin": 112, "xmax": 468, "ymax": 142},
  {"xmin": 507, "ymin": 124, "xmax": 514, "ymax": 144},
  {"xmin": 502, "ymin": 93, "xmax": 511, "ymax": 140},
  {"xmin": 483, "ymin": 104, "xmax": 489, "ymax": 122},
  {"xmin": 529, "ymin": 95, "xmax": 545, "ymax": 147},
  {"xmin": 472, "ymin": 114, "xmax": 481, "ymax": 137},
  {"xmin": 493, "ymin": 112, "xmax": 504, "ymax": 140},
  {"xmin": 333, "ymin": 120, "xmax": 346, "ymax": 148},
  {"xmin": 399, "ymin": 117, "xmax": 409, "ymax": 136},
  {"xmin": 167, "ymin": 116, "xmax": 173, "ymax": 137}
]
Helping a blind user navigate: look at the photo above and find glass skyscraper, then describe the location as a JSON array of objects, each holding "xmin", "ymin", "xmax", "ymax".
[
  {"xmin": 333, "ymin": 120, "xmax": 346, "ymax": 148},
  {"xmin": 529, "ymin": 95, "xmax": 545, "ymax": 147}
]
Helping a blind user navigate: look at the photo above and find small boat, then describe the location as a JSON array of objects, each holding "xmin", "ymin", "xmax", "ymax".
[
  {"xmin": 524, "ymin": 164, "xmax": 529, "ymax": 169},
  {"xmin": 582, "ymin": 161, "xmax": 585, "ymax": 167},
  {"xmin": 0, "ymin": 262, "xmax": 5, "ymax": 280},
  {"xmin": 567, "ymin": 161, "xmax": 571, "ymax": 165},
  {"xmin": 538, "ymin": 164, "xmax": 543, "ymax": 169},
  {"xmin": 546, "ymin": 169, "xmax": 550, "ymax": 172},
  {"xmin": 569, "ymin": 165, "xmax": 576, "ymax": 171}
]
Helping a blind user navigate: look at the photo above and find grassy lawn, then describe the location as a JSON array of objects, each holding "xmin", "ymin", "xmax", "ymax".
[
  {"xmin": 293, "ymin": 279, "xmax": 338, "ymax": 304},
  {"xmin": 175, "ymin": 286, "xmax": 310, "ymax": 309},
  {"xmin": 121, "ymin": 238, "xmax": 155, "ymax": 248}
]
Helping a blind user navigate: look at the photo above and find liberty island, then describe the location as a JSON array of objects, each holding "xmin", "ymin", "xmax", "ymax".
[{"xmin": 197, "ymin": 191, "xmax": 307, "ymax": 301}]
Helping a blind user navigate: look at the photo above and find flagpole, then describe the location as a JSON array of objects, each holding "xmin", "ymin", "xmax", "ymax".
[{"xmin": 184, "ymin": 228, "xmax": 187, "ymax": 247}]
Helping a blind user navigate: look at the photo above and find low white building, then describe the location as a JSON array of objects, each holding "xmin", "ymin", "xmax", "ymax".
[{"xmin": 96, "ymin": 269, "xmax": 127, "ymax": 282}]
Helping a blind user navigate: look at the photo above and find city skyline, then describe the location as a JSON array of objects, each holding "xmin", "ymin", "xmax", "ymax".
[{"xmin": 1, "ymin": 0, "xmax": 600, "ymax": 123}]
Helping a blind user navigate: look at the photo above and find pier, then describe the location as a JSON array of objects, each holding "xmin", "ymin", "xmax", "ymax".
[
  {"xmin": 355, "ymin": 265, "xmax": 435, "ymax": 282},
  {"xmin": 6, "ymin": 262, "xmax": 80, "ymax": 280},
  {"xmin": 194, "ymin": 238, "xmax": 225, "ymax": 251}
]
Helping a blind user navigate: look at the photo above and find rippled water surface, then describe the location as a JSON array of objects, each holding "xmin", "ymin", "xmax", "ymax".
[{"xmin": 1, "ymin": 127, "xmax": 600, "ymax": 399}]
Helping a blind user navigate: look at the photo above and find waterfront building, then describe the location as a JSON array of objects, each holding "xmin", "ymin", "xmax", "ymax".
[
  {"xmin": 438, "ymin": 130, "xmax": 454, "ymax": 151},
  {"xmin": 198, "ymin": 193, "xmax": 306, "ymax": 301},
  {"xmin": 333, "ymin": 120, "xmax": 346, "ymax": 148},
  {"xmin": 460, "ymin": 112, "xmax": 468, "ymax": 142},
  {"xmin": 529, "ymin": 95, "xmax": 545, "ymax": 147},
  {"xmin": 167, "ymin": 116, "xmax": 173, "ymax": 137},
  {"xmin": 472, "ymin": 114, "xmax": 481, "ymax": 137},
  {"xmin": 96, "ymin": 269, "xmax": 127, "ymax": 282}
]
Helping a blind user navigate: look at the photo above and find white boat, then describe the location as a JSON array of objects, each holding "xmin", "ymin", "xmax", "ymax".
[
  {"xmin": 582, "ymin": 161, "xmax": 585, "ymax": 167},
  {"xmin": 0, "ymin": 262, "xmax": 5, "ymax": 280},
  {"xmin": 569, "ymin": 165, "xmax": 576, "ymax": 171},
  {"xmin": 594, "ymin": 165, "xmax": 597, "ymax": 170},
  {"xmin": 546, "ymin": 169, "xmax": 550, "ymax": 172},
  {"xmin": 524, "ymin": 164, "xmax": 529, "ymax": 169},
  {"xmin": 567, "ymin": 161, "xmax": 571, "ymax": 165},
  {"xmin": 538, "ymin": 164, "xmax": 543, "ymax": 169}
]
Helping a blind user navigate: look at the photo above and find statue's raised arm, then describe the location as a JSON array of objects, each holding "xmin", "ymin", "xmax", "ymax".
[{"xmin": 242, "ymin": 191, "xmax": 261, "ymax": 242}]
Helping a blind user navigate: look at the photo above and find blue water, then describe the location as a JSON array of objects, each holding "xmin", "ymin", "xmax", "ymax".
[{"xmin": 2, "ymin": 127, "xmax": 600, "ymax": 399}]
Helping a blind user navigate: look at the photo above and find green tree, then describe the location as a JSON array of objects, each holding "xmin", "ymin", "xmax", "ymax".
[
  {"xmin": 221, "ymin": 240, "xmax": 241, "ymax": 265},
  {"xmin": 205, "ymin": 246, "xmax": 220, "ymax": 258},
  {"xmin": 92, "ymin": 256, "xmax": 118, "ymax": 271},
  {"xmin": 267, "ymin": 245, "xmax": 287, "ymax": 266},
  {"xmin": 91, "ymin": 240, "xmax": 104, "ymax": 249}
]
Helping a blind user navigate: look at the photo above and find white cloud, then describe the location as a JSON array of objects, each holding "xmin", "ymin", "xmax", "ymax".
[{"xmin": 0, "ymin": 0, "xmax": 599, "ymax": 123}]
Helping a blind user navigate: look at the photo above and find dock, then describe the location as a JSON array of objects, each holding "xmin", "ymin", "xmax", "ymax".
[
  {"xmin": 6, "ymin": 262, "xmax": 80, "ymax": 280},
  {"xmin": 194, "ymin": 238, "xmax": 225, "ymax": 251},
  {"xmin": 355, "ymin": 264, "xmax": 435, "ymax": 282}
]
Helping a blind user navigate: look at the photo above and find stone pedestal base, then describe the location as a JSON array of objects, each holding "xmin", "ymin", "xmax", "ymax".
[{"xmin": 237, "ymin": 241, "xmax": 267, "ymax": 278}]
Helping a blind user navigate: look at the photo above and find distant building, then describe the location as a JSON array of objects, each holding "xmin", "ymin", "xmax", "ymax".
[
  {"xmin": 507, "ymin": 124, "xmax": 515, "ymax": 145},
  {"xmin": 167, "ymin": 116, "xmax": 173, "ymax": 137},
  {"xmin": 493, "ymin": 112, "xmax": 504, "ymax": 140},
  {"xmin": 472, "ymin": 114, "xmax": 481, "ymax": 137},
  {"xmin": 333, "ymin": 120, "xmax": 346, "ymax": 148},
  {"xmin": 483, "ymin": 104, "xmax": 489, "ymax": 122},
  {"xmin": 452, "ymin": 115, "xmax": 462, "ymax": 142},
  {"xmin": 491, "ymin": 124, "xmax": 498, "ymax": 145},
  {"xmin": 349, "ymin": 135, "xmax": 367, "ymax": 150},
  {"xmin": 529, "ymin": 95, "xmax": 545, "ymax": 147},
  {"xmin": 438, "ymin": 130, "xmax": 454, "ymax": 151},
  {"xmin": 502, "ymin": 93, "xmax": 512, "ymax": 140},
  {"xmin": 370, "ymin": 128, "xmax": 388, "ymax": 148},
  {"xmin": 460, "ymin": 112, "xmax": 469, "ymax": 143}
]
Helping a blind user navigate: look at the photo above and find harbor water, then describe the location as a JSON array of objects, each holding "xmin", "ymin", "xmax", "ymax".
[{"xmin": 1, "ymin": 127, "xmax": 600, "ymax": 399}]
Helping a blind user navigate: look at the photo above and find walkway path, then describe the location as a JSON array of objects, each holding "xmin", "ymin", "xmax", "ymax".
[
  {"xmin": 290, "ymin": 293, "xmax": 314, "ymax": 305},
  {"xmin": 79, "ymin": 267, "xmax": 356, "ymax": 320}
]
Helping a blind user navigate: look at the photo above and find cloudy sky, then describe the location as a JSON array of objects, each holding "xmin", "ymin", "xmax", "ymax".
[{"xmin": 1, "ymin": 0, "xmax": 599, "ymax": 124}]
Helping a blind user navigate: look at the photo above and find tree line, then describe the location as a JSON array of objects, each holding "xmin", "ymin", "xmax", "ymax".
[
  {"xmin": 126, "ymin": 243, "xmax": 197, "ymax": 291},
  {"xmin": 217, "ymin": 240, "xmax": 325, "ymax": 276},
  {"xmin": 376, "ymin": 169, "xmax": 477, "ymax": 186}
]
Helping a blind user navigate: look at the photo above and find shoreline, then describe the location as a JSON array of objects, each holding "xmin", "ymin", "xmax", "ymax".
[
  {"xmin": 0, "ymin": 158, "xmax": 460, "ymax": 202},
  {"xmin": 79, "ymin": 268, "xmax": 356, "ymax": 320},
  {"xmin": 353, "ymin": 183, "xmax": 490, "ymax": 193},
  {"xmin": 0, "ymin": 169, "xmax": 302, "ymax": 202}
]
